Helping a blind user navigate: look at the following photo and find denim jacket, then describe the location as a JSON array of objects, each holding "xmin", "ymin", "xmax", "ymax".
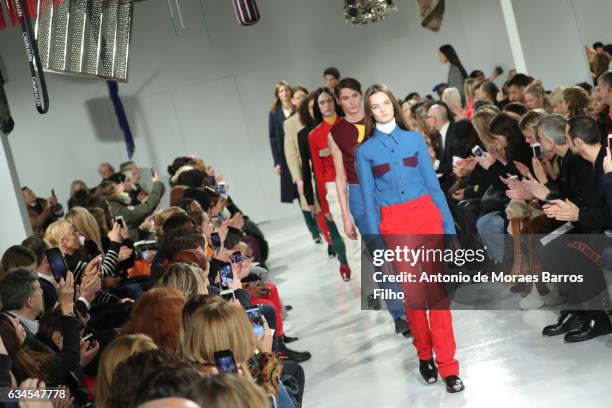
[{"xmin": 355, "ymin": 126, "xmax": 456, "ymax": 236}]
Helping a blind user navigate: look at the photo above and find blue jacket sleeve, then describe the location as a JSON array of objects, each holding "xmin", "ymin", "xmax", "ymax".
[
  {"xmin": 355, "ymin": 144, "xmax": 381, "ymax": 236},
  {"xmin": 416, "ymin": 134, "xmax": 456, "ymax": 234}
]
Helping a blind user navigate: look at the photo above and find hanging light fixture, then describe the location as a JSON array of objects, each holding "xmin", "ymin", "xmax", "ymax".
[{"xmin": 344, "ymin": 0, "xmax": 398, "ymax": 25}]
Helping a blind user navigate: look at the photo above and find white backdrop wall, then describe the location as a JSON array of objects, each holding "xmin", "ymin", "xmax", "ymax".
[{"xmin": 1, "ymin": 0, "xmax": 517, "ymax": 226}]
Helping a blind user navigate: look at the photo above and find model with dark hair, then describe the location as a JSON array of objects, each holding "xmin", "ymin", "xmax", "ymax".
[
  {"xmin": 305, "ymin": 87, "xmax": 351, "ymax": 281},
  {"xmin": 328, "ymin": 78, "xmax": 410, "ymax": 335},
  {"xmin": 439, "ymin": 45, "xmax": 468, "ymax": 97},
  {"xmin": 356, "ymin": 84, "xmax": 464, "ymax": 393}
]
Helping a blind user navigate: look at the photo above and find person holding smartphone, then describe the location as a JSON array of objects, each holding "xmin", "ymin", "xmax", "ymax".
[
  {"xmin": 98, "ymin": 171, "xmax": 165, "ymax": 241},
  {"xmin": 356, "ymin": 84, "xmax": 464, "ymax": 393},
  {"xmin": 21, "ymin": 186, "xmax": 64, "ymax": 234}
]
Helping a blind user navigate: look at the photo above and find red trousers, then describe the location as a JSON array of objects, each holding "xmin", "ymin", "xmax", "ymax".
[
  {"xmin": 251, "ymin": 282, "xmax": 284, "ymax": 337},
  {"xmin": 380, "ymin": 194, "xmax": 459, "ymax": 378}
]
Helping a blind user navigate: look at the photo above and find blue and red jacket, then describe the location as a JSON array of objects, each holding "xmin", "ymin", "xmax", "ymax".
[{"xmin": 355, "ymin": 125, "xmax": 456, "ymax": 236}]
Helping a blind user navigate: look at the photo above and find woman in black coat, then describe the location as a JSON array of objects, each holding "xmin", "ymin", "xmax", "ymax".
[{"xmin": 268, "ymin": 81, "xmax": 298, "ymax": 204}]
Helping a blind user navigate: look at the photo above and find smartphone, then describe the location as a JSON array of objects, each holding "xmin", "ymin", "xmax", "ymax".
[
  {"xmin": 532, "ymin": 143, "xmax": 542, "ymax": 159},
  {"xmin": 220, "ymin": 289, "xmax": 236, "ymax": 302},
  {"xmin": 115, "ymin": 216, "xmax": 125, "ymax": 229},
  {"xmin": 51, "ymin": 188, "xmax": 56, "ymax": 198},
  {"xmin": 210, "ymin": 232, "xmax": 222, "ymax": 251},
  {"xmin": 81, "ymin": 332, "xmax": 97, "ymax": 343},
  {"xmin": 214, "ymin": 349, "xmax": 238, "ymax": 374},
  {"xmin": 219, "ymin": 262, "xmax": 233, "ymax": 289},
  {"xmin": 231, "ymin": 251, "xmax": 242, "ymax": 263},
  {"xmin": 150, "ymin": 167, "xmax": 155, "ymax": 178},
  {"xmin": 209, "ymin": 175, "xmax": 216, "ymax": 186},
  {"xmin": 45, "ymin": 248, "xmax": 68, "ymax": 282},
  {"xmin": 217, "ymin": 181, "xmax": 227, "ymax": 198},
  {"xmin": 452, "ymin": 156, "xmax": 463, "ymax": 166},
  {"xmin": 245, "ymin": 306, "xmax": 265, "ymax": 337},
  {"xmin": 471, "ymin": 145, "xmax": 485, "ymax": 158},
  {"xmin": 608, "ymin": 133, "xmax": 612, "ymax": 153}
]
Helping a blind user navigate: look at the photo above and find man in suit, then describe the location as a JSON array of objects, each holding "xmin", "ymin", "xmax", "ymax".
[{"xmin": 426, "ymin": 102, "xmax": 475, "ymax": 190}]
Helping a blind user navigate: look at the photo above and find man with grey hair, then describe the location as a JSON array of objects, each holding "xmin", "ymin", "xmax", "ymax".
[
  {"xmin": 98, "ymin": 162, "xmax": 116, "ymax": 181},
  {"xmin": 523, "ymin": 114, "xmax": 591, "ymax": 206},
  {"xmin": 0, "ymin": 267, "xmax": 44, "ymax": 335}
]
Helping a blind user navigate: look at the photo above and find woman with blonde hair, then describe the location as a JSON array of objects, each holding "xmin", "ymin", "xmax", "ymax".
[
  {"xmin": 44, "ymin": 220, "xmax": 119, "ymax": 304},
  {"xmin": 65, "ymin": 207, "xmax": 125, "ymax": 278},
  {"xmin": 95, "ymin": 334, "xmax": 158, "ymax": 408},
  {"xmin": 178, "ymin": 296, "xmax": 293, "ymax": 407},
  {"xmin": 549, "ymin": 86, "xmax": 566, "ymax": 114},
  {"xmin": 518, "ymin": 109, "xmax": 547, "ymax": 145},
  {"xmin": 524, "ymin": 80, "xmax": 552, "ymax": 112},
  {"xmin": 155, "ymin": 262, "xmax": 208, "ymax": 297}
]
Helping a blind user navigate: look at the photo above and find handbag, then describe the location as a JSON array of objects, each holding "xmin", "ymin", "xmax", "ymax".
[
  {"xmin": 480, "ymin": 184, "xmax": 510, "ymax": 214},
  {"xmin": 232, "ymin": 0, "xmax": 260, "ymax": 26}
]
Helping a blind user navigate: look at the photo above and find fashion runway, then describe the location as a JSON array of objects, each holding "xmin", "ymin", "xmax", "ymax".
[{"xmin": 262, "ymin": 216, "xmax": 612, "ymax": 408}]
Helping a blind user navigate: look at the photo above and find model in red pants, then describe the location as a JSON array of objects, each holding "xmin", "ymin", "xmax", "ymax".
[{"xmin": 380, "ymin": 194, "xmax": 460, "ymax": 391}]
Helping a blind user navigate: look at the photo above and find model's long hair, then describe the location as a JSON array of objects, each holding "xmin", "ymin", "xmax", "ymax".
[
  {"xmin": 270, "ymin": 81, "xmax": 292, "ymax": 112},
  {"xmin": 363, "ymin": 84, "xmax": 409, "ymax": 141},
  {"xmin": 311, "ymin": 87, "xmax": 344, "ymax": 125},
  {"xmin": 439, "ymin": 44, "xmax": 468, "ymax": 79}
]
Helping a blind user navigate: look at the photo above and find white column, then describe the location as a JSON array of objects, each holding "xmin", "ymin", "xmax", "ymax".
[
  {"xmin": 0, "ymin": 131, "xmax": 31, "ymax": 253},
  {"xmin": 500, "ymin": 0, "xmax": 592, "ymax": 88}
]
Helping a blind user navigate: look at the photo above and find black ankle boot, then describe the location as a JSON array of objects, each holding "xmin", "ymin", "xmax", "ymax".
[
  {"xmin": 444, "ymin": 375, "xmax": 465, "ymax": 393},
  {"xmin": 419, "ymin": 359, "xmax": 438, "ymax": 384},
  {"xmin": 327, "ymin": 245, "xmax": 336, "ymax": 258}
]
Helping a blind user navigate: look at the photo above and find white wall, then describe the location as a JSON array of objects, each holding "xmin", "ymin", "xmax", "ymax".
[
  {"xmin": 572, "ymin": 0, "xmax": 612, "ymax": 45},
  {"xmin": 0, "ymin": 0, "xmax": 515, "ymax": 232}
]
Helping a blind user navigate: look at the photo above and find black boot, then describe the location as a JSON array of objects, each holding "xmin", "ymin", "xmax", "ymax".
[
  {"xmin": 277, "ymin": 342, "xmax": 311, "ymax": 363},
  {"xmin": 564, "ymin": 311, "xmax": 612, "ymax": 343},
  {"xmin": 542, "ymin": 310, "xmax": 586, "ymax": 336},
  {"xmin": 394, "ymin": 318, "xmax": 411, "ymax": 338},
  {"xmin": 327, "ymin": 244, "xmax": 336, "ymax": 258},
  {"xmin": 419, "ymin": 359, "xmax": 438, "ymax": 384},
  {"xmin": 444, "ymin": 375, "xmax": 465, "ymax": 393},
  {"xmin": 280, "ymin": 334, "xmax": 298, "ymax": 343}
]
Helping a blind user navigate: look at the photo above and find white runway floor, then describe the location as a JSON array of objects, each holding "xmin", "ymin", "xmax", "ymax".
[{"xmin": 261, "ymin": 216, "xmax": 612, "ymax": 408}]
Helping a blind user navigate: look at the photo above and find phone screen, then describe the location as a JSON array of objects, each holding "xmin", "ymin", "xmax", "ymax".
[
  {"xmin": 217, "ymin": 182, "xmax": 227, "ymax": 197},
  {"xmin": 211, "ymin": 232, "xmax": 222, "ymax": 251},
  {"xmin": 45, "ymin": 248, "xmax": 68, "ymax": 282},
  {"xmin": 231, "ymin": 251, "xmax": 242, "ymax": 263},
  {"xmin": 219, "ymin": 262, "xmax": 233, "ymax": 289},
  {"xmin": 608, "ymin": 134, "xmax": 612, "ymax": 153},
  {"xmin": 532, "ymin": 143, "xmax": 542, "ymax": 159},
  {"xmin": 471, "ymin": 145, "xmax": 484, "ymax": 158},
  {"xmin": 214, "ymin": 350, "xmax": 238, "ymax": 374},
  {"xmin": 116, "ymin": 216, "xmax": 125, "ymax": 228},
  {"xmin": 245, "ymin": 306, "xmax": 265, "ymax": 337}
]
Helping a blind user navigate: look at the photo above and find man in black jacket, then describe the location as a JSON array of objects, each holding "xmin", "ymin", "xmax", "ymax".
[
  {"xmin": 539, "ymin": 116, "xmax": 612, "ymax": 342},
  {"xmin": 426, "ymin": 102, "xmax": 476, "ymax": 190}
]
